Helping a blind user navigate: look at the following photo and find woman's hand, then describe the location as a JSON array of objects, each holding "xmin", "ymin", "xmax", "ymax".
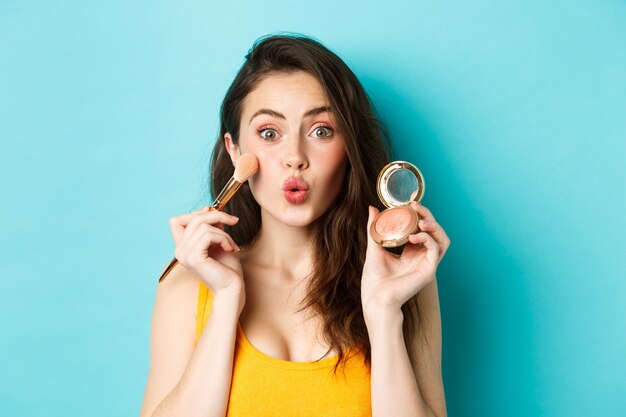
[
  {"xmin": 169, "ymin": 206, "xmax": 245, "ymax": 297},
  {"xmin": 361, "ymin": 202, "xmax": 450, "ymax": 315}
]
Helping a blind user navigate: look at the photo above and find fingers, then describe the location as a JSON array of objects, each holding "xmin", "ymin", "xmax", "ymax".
[
  {"xmin": 410, "ymin": 201, "xmax": 436, "ymax": 222},
  {"xmin": 410, "ymin": 201, "xmax": 451, "ymax": 259},
  {"xmin": 183, "ymin": 210, "xmax": 239, "ymax": 239},
  {"xmin": 183, "ymin": 222, "xmax": 239, "ymax": 254},
  {"xmin": 168, "ymin": 206, "xmax": 208, "ymax": 244},
  {"xmin": 180, "ymin": 232, "xmax": 232, "ymax": 278},
  {"xmin": 177, "ymin": 226, "xmax": 239, "ymax": 266},
  {"xmin": 173, "ymin": 210, "xmax": 241, "ymax": 270},
  {"xmin": 169, "ymin": 208, "xmax": 239, "ymax": 246},
  {"xmin": 406, "ymin": 231, "xmax": 440, "ymax": 266}
]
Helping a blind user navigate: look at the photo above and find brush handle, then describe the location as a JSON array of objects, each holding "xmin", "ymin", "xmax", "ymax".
[{"xmin": 157, "ymin": 257, "xmax": 179, "ymax": 283}]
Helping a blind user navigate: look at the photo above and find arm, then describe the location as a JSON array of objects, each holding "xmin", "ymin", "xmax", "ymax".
[
  {"xmin": 139, "ymin": 264, "xmax": 243, "ymax": 417},
  {"xmin": 362, "ymin": 203, "xmax": 450, "ymax": 417},
  {"xmin": 365, "ymin": 277, "xmax": 447, "ymax": 417}
]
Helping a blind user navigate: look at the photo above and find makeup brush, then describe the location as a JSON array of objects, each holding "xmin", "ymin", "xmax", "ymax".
[{"xmin": 158, "ymin": 153, "xmax": 259, "ymax": 283}]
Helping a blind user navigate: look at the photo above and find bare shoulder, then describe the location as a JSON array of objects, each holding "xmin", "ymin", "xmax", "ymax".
[
  {"xmin": 138, "ymin": 262, "xmax": 201, "ymax": 417},
  {"xmin": 409, "ymin": 277, "xmax": 448, "ymax": 417}
]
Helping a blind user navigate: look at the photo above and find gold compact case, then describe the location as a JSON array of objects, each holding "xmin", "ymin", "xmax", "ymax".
[{"xmin": 369, "ymin": 161, "xmax": 425, "ymax": 248}]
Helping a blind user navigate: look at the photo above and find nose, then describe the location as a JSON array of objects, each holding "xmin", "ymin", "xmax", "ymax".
[{"xmin": 282, "ymin": 136, "xmax": 309, "ymax": 170}]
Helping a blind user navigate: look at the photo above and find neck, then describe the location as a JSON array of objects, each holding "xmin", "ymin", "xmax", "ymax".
[{"xmin": 243, "ymin": 209, "xmax": 321, "ymax": 281}]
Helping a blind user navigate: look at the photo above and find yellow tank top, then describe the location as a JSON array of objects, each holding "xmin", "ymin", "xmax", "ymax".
[{"xmin": 195, "ymin": 282, "xmax": 372, "ymax": 416}]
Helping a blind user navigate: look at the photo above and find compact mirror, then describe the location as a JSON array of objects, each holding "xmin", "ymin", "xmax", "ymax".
[
  {"xmin": 371, "ymin": 161, "xmax": 426, "ymax": 248},
  {"xmin": 378, "ymin": 161, "xmax": 425, "ymax": 208}
]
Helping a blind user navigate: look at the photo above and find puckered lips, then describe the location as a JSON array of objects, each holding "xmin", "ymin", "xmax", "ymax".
[{"xmin": 282, "ymin": 177, "xmax": 309, "ymax": 204}]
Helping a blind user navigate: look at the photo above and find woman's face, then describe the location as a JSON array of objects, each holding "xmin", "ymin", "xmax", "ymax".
[{"xmin": 225, "ymin": 71, "xmax": 348, "ymax": 228}]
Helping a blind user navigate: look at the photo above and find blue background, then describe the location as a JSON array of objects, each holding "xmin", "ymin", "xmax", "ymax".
[{"xmin": 1, "ymin": 1, "xmax": 624, "ymax": 416}]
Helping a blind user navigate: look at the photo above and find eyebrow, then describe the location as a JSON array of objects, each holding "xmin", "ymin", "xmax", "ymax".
[{"xmin": 248, "ymin": 105, "xmax": 332, "ymax": 125}]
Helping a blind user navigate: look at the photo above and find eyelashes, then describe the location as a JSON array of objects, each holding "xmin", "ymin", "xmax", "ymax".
[
  {"xmin": 257, "ymin": 126, "xmax": 279, "ymax": 141},
  {"xmin": 256, "ymin": 124, "xmax": 335, "ymax": 141},
  {"xmin": 313, "ymin": 125, "xmax": 335, "ymax": 139}
]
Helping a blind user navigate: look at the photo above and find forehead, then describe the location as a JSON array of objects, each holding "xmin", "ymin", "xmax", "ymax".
[{"xmin": 241, "ymin": 71, "xmax": 330, "ymax": 115}]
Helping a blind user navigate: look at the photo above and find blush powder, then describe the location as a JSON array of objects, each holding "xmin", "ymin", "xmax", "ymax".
[{"xmin": 374, "ymin": 207, "xmax": 413, "ymax": 238}]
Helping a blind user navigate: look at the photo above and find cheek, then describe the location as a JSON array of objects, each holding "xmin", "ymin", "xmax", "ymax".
[
  {"xmin": 246, "ymin": 148, "xmax": 278, "ymax": 195},
  {"xmin": 318, "ymin": 144, "xmax": 347, "ymax": 179}
]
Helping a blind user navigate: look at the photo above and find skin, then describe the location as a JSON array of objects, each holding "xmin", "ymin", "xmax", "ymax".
[
  {"xmin": 225, "ymin": 70, "xmax": 348, "ymax": 276},
  {"xmin": 140, "ymin": 70, "xmax": 451, "ymax": 417},
  {"xmin": 222, "ymin": 70, "xmax": 350, "ymax": 361}
]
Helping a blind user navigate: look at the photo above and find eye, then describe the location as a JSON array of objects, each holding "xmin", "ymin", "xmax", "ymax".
[
  {"xmin": 257, "ymin": 126, "xmax": 279, "ymax": 141},
  {"xmin": 312, "ymin": 125, "xmax": 334, "ymax": 139}
]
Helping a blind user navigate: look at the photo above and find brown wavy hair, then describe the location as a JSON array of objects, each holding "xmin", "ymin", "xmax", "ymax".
[{"xmin": 206, "ymin": 32, "xmax": 424, "ymax": 374}]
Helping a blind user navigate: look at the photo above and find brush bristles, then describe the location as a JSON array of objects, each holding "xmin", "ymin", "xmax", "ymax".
[{"xmin": 233, "ymin": 153, "xmax": 259, "ymax": 183}]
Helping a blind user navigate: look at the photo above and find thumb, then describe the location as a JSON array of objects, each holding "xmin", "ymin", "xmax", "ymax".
[{"xmin": 366, "ymin": 204, "xmax": 380, "ymax": 255}]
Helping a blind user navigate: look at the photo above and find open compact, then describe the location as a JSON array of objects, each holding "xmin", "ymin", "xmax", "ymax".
[{"xmin": 369, "ymin": 160, "xmax": 425, "ymax": 248}]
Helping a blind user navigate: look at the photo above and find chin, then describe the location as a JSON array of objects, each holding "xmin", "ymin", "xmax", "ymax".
[
  {"xmin": 260, "ymin": 201, "xmax": 326, "ymax": 228},
  {"xmin": 278, "ymin": 206, "xmax": 321, "ymax": 227}
]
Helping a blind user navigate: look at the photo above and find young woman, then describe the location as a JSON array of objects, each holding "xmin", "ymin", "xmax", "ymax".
[{"xmin": 140, "ymin": 33, "xmax": 450, "ymax": 417}]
